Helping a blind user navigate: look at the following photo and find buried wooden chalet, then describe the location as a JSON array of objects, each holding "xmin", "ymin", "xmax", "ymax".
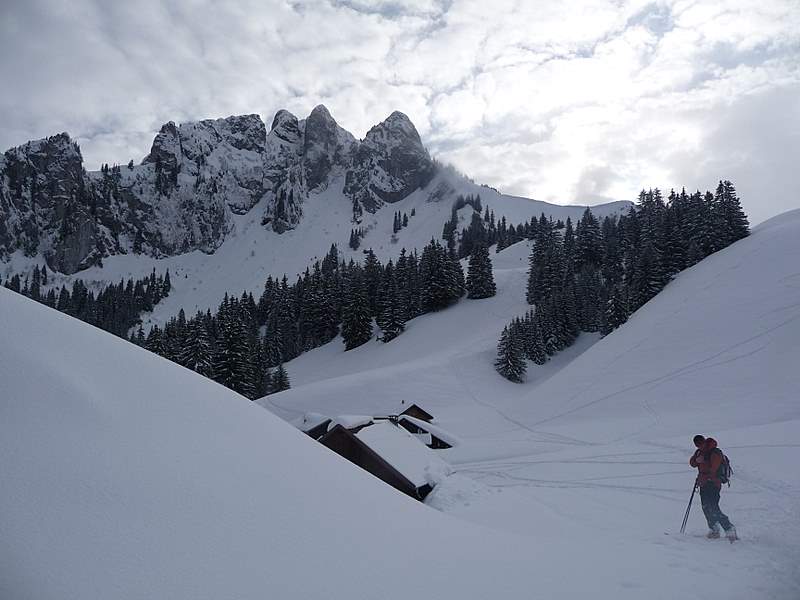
[{"xmin": 318, "ymin": 421, "xmax": 450, "ymax": 501}]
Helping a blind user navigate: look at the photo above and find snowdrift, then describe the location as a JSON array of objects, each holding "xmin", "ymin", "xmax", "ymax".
[{"xmin": 0, "ymin": 288, "xmax": 540, "ymax": 600}]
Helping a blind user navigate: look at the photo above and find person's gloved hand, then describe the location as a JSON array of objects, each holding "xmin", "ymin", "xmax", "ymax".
[{"xmin": 694, "ymin": 454, "xmax": 704, "ymax": 463}]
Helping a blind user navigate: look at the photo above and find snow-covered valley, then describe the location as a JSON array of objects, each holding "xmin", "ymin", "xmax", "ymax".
[
  {"xmin": 260, "ymin": 207, "xmax": 800, "ymax": 598},
  {"xmin": 2, "ymin": 205, "xmax": 798, "ymax": 598}
]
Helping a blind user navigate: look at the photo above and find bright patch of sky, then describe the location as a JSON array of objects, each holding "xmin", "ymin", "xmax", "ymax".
[{"xmin": 1, "ymin": 0, "xmax": 797, "ymax": 223}]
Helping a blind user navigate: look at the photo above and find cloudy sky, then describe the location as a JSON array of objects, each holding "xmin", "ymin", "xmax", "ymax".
[{"xmin": 1, "ymin": 0, "xmax": 798, "ymax": 223}]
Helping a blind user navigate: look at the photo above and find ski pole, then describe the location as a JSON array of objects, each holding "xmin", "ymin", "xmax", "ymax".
[{"xmin": 680, "ymin": 479, "xmax": 698, "ymax": 534}]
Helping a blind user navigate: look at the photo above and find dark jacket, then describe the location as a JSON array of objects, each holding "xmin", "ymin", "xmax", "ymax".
[{"xmin": 690, "ymin": 437, "xmax": 723, "ymax": 487}]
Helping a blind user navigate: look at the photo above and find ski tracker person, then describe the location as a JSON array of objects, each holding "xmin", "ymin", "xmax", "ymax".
[{"xmin": 690, "ymin": 434, "xmax": 738, "ymax": 541}]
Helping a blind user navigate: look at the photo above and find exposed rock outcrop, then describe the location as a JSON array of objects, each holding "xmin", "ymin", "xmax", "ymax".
[{"xmin": 0, "ymin": 106, "xmax": 437, "ymax": 273}]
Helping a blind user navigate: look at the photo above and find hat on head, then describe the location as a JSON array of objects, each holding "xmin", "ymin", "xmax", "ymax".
[{"xmin": 693, "ymin": 434, "xmax": 706, "ymax": 447}]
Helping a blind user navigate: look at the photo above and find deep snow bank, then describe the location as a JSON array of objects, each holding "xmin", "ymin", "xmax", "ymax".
[{"xmin": 0, "ymin": 288, "xmax": 541, "ymax": 600}]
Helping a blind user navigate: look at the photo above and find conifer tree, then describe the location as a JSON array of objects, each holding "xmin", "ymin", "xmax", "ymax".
[
  {"xmin": 271, "ymin": 363, "xmax": 291, "ymax": 393},
  {"xmin": 145, "ymin": 325, "xmax": 165, "ymax": 356},
  {"xmin": 214, "ymin": 299, "xmax": 255, "ymax": 398},
  {"xmin": 363, "ymin": 249, "xmax": 383, "ymax": 316},
  {"xmin": 495, "ymin": 325, "xmax": 526, "ymax": 383},
  {"xmin": 179, "ymin": 317, "xmax": 215, "ymax": 378},
  {"xmin": 420, "ymin": 240, "xmax": 454, "ymax": 311},
  {"xmin": 446, "ymin": 245, "xmax": 466, "ymax": 300},
  {"xmin": 522, "ymin": 310, "xmax": 547, "ymax": 365},
  {"xmin": 466, "ymin": 242, "xmax": 496, "ymax": 299},
  {"xmin": 341, "ymin": 273, "xmax": 373, "ymax": 350},
  {"xmin": 716, "ymin": 180, "xmax": 749, "ymax": 244},
  {"xmin": 377, "ymin": 272, "xmax": 407, "ymax": 342},
  {"xmin": 601, "ymin": 284, "xmax": 629, "ymax": 335},
  {"xmin": 576, "ymin": 208, "xmax": 602, "ymax": 269}
]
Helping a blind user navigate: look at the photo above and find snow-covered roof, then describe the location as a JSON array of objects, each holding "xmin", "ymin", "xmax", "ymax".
[
  {"xmin": 292, "ymin": 412, "xmax": 330, "ymax": 432},
  {"xmin": 355, "ymin": 422, "xmax": 451, "ymax": 488},
  {"xmin": 399, "ymin": 415, "xmax": 460, "ymax": 448}
]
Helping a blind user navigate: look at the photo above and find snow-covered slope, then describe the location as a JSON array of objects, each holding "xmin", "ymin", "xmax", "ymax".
[
  {"xmin": 261, "ymin": 209, "xmax": 800, "ymax": 598},
  {"xmin": 499, "ymin": 208, "xmax": 800, "ymax": 442},
  {"xmin": 1, "ymin": 287, "xmax": 543, "ymax": 599}
]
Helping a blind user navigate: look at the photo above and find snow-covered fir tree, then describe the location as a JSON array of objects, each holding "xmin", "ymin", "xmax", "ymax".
[
  {"xmin": 495, "ymin": 324, "xmax": 526, "ymax": 383},
  {"xmin": 466, "ymin": 242, "xmax": 496, "ymax": 299},
  {"xmin": 341, "ymin": 271, "xmax": 373, "ymax": 350},
  {"xmin": 376, "ymin": 261, "xmax": 407, "ymax": 342},
  {"xmin": 179, "ymin": 316, "xmax": 215, "ymax": 378},
  {"xmin": 269, "ymin": 363, "xmax": 291, "ymax": 394}
]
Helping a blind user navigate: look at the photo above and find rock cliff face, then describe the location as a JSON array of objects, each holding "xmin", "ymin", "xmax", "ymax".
[
  {"xmin": 345, "ymin": 111, "xmax": 436, "ymax": 212},
  {"xmin": 0, "ymin": 106, "xmax": 436, "ymax": 273},
  {"xmin": 0, "ymin": 134, "xmax": 106, "ymax": 274}
]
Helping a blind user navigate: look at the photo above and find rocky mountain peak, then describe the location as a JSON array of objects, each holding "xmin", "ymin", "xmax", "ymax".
[
  {"xmin": 0, "ymin": 133, "xmax": 99, "ymax": 274},
  {"xmin": 142, "ymin": 121, "xmax": 180, "ymax": 171},
  {"xmin": 303, "ymin": 104, "xmax": 356, "ymax": 191},
  {"xmin": 214, "ymin": 113, "xmax": 267, "ymax": 154},
  {"xmin": 269, "ymin": 110, "xmax": 302, "ymax": 145},
  {"xmin": 375, "ymin": 111, "xmax": 420, "ymax": 140},
  {"xmin": 6, "ymin": 132, "xmax": 83, "ymax": 173},
  {"xmin": 345, "ymin": 110, "xmax": 435, "ymax": 212}
]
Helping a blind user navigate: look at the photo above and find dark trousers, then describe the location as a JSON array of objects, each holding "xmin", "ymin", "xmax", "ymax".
[{"xmin": 699, "ymin": 482, "xmax": 733, "ymax": 531}]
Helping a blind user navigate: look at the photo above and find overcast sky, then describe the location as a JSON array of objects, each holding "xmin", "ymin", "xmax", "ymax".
[{"xmin": 1, "ymin": 0, "xmax": 798, "ymax": 224}]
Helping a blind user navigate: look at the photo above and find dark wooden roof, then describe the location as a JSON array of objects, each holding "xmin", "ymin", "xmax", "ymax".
[
  {"xmin": 399, "ymin": 403, "xmax": 434, "ymax": 422},
  {"xmin": 318, "ymin": 425, "xmax": 430, "ymax": 501}
]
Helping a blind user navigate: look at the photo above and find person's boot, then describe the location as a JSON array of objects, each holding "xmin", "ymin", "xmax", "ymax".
[
  {"xmin": 725, "ymin": 526, "xmax": 738, "ymax": 542},
  {"xmin": 706, "ymin": 525, "xmax": 721, "ymax": 539}
]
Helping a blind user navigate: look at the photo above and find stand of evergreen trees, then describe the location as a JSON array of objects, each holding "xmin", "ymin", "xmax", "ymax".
[
  {"xmin": 444, "ymin": 193, "xmax": 569, "ymax": 260},
  {"xmin": 2, "ymin": 266, "xmax": 171, "ymax": 338},
  {"xmin": 349, "ymin": 227, "xmax": 365, "ymax": 250},
  {"xmin": 138, "ymin": 240, "xmax": 468, "ymax": 400},
  {"xmin": 2, "ymin": 238, "xmax": 474, "ymax": 402},
  {"xmin": 392, "ymin": 210, "xmax": 412, "ymax": 234},
  {"xmin": 495, "ymin": 181, "xmax": 750, "ymax": 382}
]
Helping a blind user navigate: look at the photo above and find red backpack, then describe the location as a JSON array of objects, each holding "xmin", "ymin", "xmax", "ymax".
[{"xmin": 713, "ymin": 448, "xmax": 732, "ymax": 486}]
